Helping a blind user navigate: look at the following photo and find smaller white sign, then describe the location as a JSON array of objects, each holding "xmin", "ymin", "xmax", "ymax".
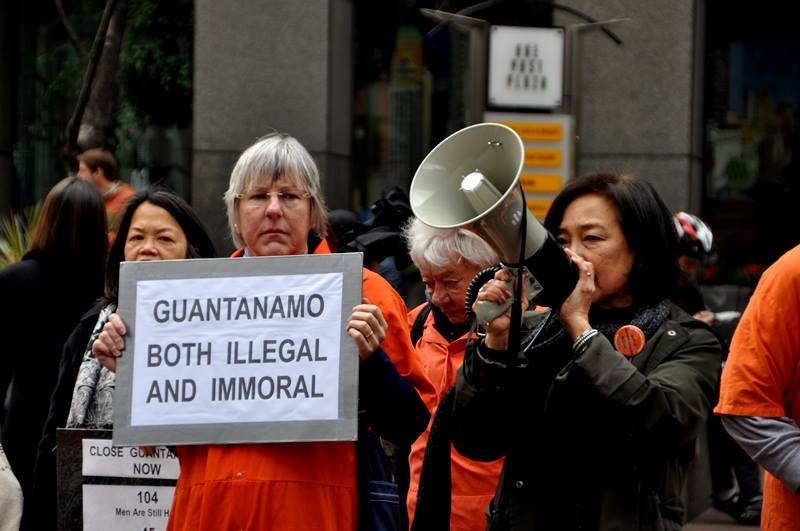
[
  {"xmin": 82, "ymin": 439, "xmax": 179, "ymax": 479},
  {"xmin": 82, "ymin": 484, "xmax": 174, "ymax": 531},
  {"xmin": 488, "ymin": 26, "xmax": 564, "ymax": 109}
]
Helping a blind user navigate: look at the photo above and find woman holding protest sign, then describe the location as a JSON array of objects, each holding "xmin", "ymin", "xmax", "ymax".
[
  {"xmin": 92, "ymin": 133, "xmax": 434, "ymax": 530},
  {"xmin": 32, "ymin": 188, "xmax": 216, "ymax": 529}
]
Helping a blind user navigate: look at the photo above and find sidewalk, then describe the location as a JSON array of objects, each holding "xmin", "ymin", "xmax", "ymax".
[{"xmin": 685, "ymin": 507, "xmax": 760, "ymax": 530}]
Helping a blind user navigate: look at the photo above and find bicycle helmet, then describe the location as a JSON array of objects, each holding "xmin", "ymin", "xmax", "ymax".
[{"xmin": 674, "ymin": 211, "xmax": 714, "ymax": 259}]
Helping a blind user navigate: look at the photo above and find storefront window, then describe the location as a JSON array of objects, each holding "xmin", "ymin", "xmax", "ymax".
[
  {"xmin": 351, "ymin": 0, "xmax": 552, "ymax": 211},
  {"xmin": 704, "ymin": 0, "xmax": 800, "ymax": 282}
]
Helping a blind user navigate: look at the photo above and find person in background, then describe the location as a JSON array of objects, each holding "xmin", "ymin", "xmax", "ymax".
[
  {"xmin": 32, "ymin": 188, "xmax": 216, "ymax": 529},
  {"xmin": 330, "ymin": 186, "xmax": 416, "ymax": 300},
  {"xmin": 403, "ymin": 218, "xmax": 503, "ymax": 531},
  {"xmin": 715, "ymin": 244, "xmax": 800, "ymax": 531},
  {"xmin": 0, "ymin": 176, "xmax": 107, "ymax": 529},
  {"xmin": 671, "ymin": 211, "xmax": 717, "ymax": 325},
  {"xmin": 671, "ymin": 211, "xmax": 762, "ymax": 525},
  {"xmin": 91, "ymin": 132, "xmax": 434, "ymax": 530},
  {"xmin": 452, "ymin": 172, "xmax": 721, "ymax": 530},
  {"xmin": 77, "ymin": 148, "xmax": 135, "ymax": 237}
]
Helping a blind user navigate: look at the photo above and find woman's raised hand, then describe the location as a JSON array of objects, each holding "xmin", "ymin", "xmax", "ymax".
[
  {"xmin": 559, "ymin": 248, "xmax": 595, "ymax": 340},
  {"xmin": 92, "ymin": 313, "xmax": 127, "ymax": 373}
]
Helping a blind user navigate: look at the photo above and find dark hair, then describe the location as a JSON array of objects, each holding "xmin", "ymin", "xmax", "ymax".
[
  {"xmin": 29, "ymin": 176, "xmax": 108, "ymax": 276},
  {"xmin": 105, "ymin": 188, "xmax": 217, "ymax": 300},
  {"xmin": 79, "ymin": 148, "xmax": 118, "ymax": 181},
  {"xmin": 544, "ymin": 171, "xmax": 679, "ymax": 305}
]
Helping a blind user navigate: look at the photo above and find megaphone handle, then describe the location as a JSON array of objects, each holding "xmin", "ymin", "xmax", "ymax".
[{"xmin": 474, "ymin": 278, "xmax": 515, "ymax": 326}]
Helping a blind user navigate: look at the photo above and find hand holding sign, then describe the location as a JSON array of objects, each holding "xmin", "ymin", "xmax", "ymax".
[
  {"xmin": 93, "ymin": 313, "xmax": 128, "ymax": 373},
  {"xmin": 347, "ymin": 298, "xmax": 388, "ymax": 361}
]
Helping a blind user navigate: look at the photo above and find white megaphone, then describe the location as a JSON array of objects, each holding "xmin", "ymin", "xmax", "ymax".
[{"xmin": 409, "ymin": 123, "xmax": 577, "ymax": 322}]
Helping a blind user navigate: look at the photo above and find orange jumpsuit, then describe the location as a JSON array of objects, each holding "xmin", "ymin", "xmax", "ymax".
[
  {"xmin": 715, "ymin": 244, "xmax": 800, "ymax": 531},
  {"xmin": 406, "ymin": 304, "xmax": 503, "ymax": 531},
  {"xmin": 166, "ymin": 244, "xmax": 434, "ymax": 530}
]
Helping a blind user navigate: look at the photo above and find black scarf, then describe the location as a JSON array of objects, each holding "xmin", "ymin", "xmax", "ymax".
[
  {"xmin": 520, "ymin": 299, "xmax": 672, "ymax": 354},
  {"xmin": 431, "ymin": 304, "xmax": 471, "ymax": 343}
]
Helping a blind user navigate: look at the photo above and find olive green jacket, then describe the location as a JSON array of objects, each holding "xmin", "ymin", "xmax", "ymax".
[{"xmin": 452, "ymin": 304, "xmax": 721, "ymax": 531}]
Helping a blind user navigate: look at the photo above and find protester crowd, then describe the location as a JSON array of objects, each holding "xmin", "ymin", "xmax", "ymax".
[{"xmin": 0, "ymin": 135, "xmax": 796, "ymax": 531}]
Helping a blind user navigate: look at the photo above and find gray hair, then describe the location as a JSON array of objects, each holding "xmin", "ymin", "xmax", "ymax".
[
  {"xmin": 224, "ymin": 133, "xmax": 328, "ymax": 248},
  {"xmin": 404, "ymin": 218, "xmax": 499, "ymax": 271}
]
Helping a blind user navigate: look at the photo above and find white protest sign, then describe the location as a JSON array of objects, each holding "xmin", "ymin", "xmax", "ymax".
[
  {"xmin": 83, "ymin": 485, "xmax": 174, "ymax": 531},
  {"xmin": 82, "ymin": 439, "xmax": 179, "ymax": 479},
  {"xmin": 113, "ymin": 253, "xmax": 363, "ymax": 446},
  {"xmin": 56, "ymin": 429, "xmax": 178, "ymax": 531}
]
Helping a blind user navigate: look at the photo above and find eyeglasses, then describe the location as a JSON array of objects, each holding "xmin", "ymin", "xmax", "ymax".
[{"xmin": 235, "ymin": 190, "xmax": 310, "ymax": 211}]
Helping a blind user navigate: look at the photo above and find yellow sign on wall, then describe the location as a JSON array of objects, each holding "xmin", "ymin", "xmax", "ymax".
[
  {"xmin": 485, "ymin": 112, "xmax": 573, "ymax": 221},
  {"xmin": 524, "ymin": 148, "xmax": 562, "ymax": 168},
  {"xmin": 520, "ymin": 173, "xmax": 562, "ymax": 193},
  {"xmin": 498, "ymin": 121, "xmax": 563, "ymax": 142},
  {"xmin": 526, "ymin": 199, "xmax": 553, "ymax": 220}
]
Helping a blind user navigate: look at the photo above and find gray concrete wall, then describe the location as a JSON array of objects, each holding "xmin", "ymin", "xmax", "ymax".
[
  {"xmin": 555, "ymin": 0, "xmax": 705, "ymax": 213},
  {"xmin": 193, "ymin": 0, "xmax": 353, "ymax": 254}
]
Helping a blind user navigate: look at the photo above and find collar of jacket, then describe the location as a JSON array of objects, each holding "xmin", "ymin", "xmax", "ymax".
[
  {"xmin": 631, "ymin": 305, "xmax": 694, "ymax": 374},
  {"xmin": 230, "ymin": 238, "xmax": 332, "ymax": 258}
]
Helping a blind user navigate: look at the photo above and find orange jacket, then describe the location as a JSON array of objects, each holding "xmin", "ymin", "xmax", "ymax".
[
  {"xmin": 104, "ymin": 182, "xmax": 135, "ymax": 242},
  {"xmin": 406, "ymin": 303, "xmax": 503, "ymax": 531},
  {"xmin": 715, "ymin": 244, "xmax": 800, "ymax": 531},
  {"xmin": 167, "ymin": 243, "xmax": 434, "ymax": 531}
]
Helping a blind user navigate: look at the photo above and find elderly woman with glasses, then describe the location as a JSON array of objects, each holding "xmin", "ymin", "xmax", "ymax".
[{"xmin": 93, "ymin": 133, "xmax": 434, "ymax": 530}]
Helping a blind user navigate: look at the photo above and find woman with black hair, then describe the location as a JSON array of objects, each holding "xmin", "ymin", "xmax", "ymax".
[
  {"xmin": 32, "ymin": 188, "xmax": 216, "ymax": 529},
  {"xmin": 0, "ymin": 176, "xmax": 108, "ymax": 528},
  {"xmin": 451, "ymin": 172, "xmax": 722, "ymax": 530}
]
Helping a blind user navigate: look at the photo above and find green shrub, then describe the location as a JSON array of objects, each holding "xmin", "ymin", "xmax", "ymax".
[{"xmin": 0, "ymin": 204, "xmax": 42, "ymax": 269}]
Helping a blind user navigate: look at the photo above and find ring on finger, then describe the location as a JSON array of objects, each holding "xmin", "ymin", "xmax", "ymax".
[{"xmin": 365, "ymin": 329, "xmax": 374, "ymax": 339}]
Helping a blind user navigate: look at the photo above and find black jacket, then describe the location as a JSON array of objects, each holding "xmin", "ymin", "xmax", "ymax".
[
  {"xmin": 452, "ymin": 303, "xmax": 721, "ymax": 531},
  {"xmin": 0, "ymin": 251, "xmax": 102, "ymax": 529},
  {"xmin": 31, "ymin": 301, "xmax": 105, "ymax": 530}
]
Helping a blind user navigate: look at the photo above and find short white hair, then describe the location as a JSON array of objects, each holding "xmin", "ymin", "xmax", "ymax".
[
  {"xmin": 224, "ymin": 133, "xmax": 328, "ymax": 248},
  {"xmin": 404, "ymin": 218, "xmax": 499, "ymax": 271}
]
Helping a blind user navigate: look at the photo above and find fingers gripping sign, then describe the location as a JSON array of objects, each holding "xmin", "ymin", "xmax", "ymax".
[
  {"xmin": 347, "ymin": 297, "xmax": 388, "ymax": 361},
  {"xmin": 92, "ymin": 313, "xmax": 128, "ymax": 373}
]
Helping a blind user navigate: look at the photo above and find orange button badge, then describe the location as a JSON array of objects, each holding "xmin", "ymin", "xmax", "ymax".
[{"xmin": 614, "ymin": 325, "xmax": 645, "ymax": 357}]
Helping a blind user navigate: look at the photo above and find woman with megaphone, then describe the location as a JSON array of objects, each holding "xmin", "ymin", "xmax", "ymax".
[{"xmin": 450, "ymin": 172, "xmax": 722, "ymax": 531}]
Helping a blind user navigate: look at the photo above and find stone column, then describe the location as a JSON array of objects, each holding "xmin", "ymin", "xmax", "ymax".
[
  {"xmin": 193, "ymin": 0, "xmax": 353, "ymax": 254},
  {"xmin": 556, "ymin": 0, "xmax": 705, "ymax": 213}
]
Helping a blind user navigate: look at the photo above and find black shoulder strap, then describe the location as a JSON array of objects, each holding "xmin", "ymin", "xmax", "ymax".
[{"xmin": 410, "ymin": 303, "xmax": 432, "ymax": 345}]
